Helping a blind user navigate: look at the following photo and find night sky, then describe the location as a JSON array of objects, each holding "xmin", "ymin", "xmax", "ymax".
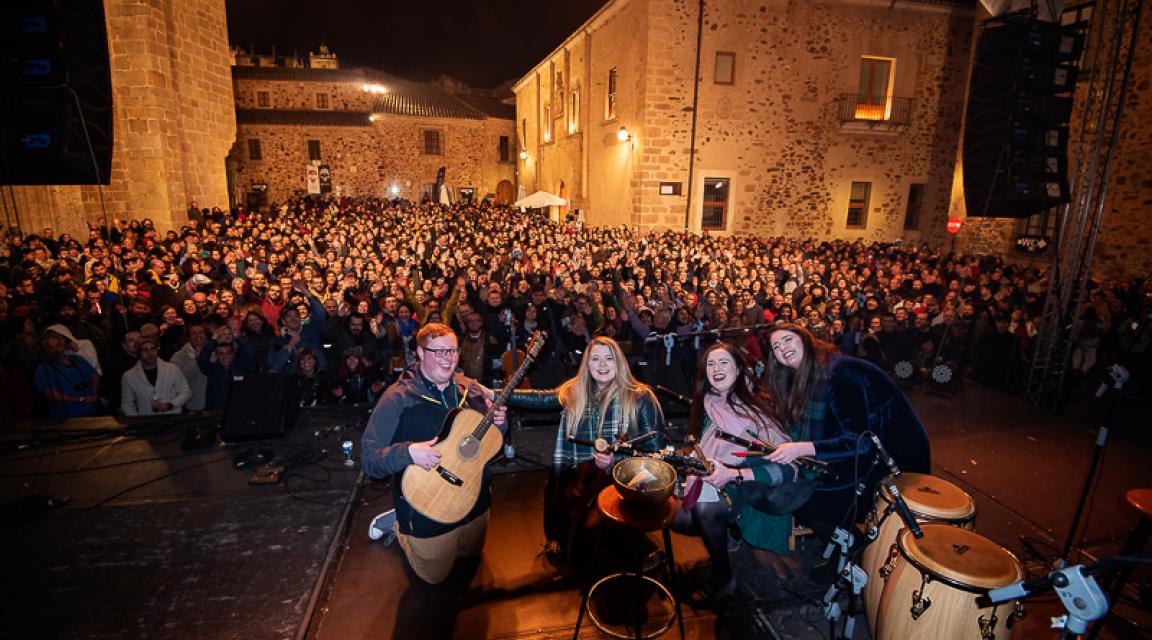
[{"xmin": 226, "ymin": 0, "xmax": 609, "ymax": 89}]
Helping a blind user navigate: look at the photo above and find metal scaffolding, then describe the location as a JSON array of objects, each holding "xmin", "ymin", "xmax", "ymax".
[{"xmin": 1025, "ymin": 0, "xmax": 1145, "ymax": 408}]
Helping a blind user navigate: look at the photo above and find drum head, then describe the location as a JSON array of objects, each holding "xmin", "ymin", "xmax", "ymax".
[
  {"xmin": 881, "ymin": 473, "xmax": 976, "ymax": 521},
  {"xmin": 897, "ymin": 524, "xmax": 1022, "ymax": 591}
]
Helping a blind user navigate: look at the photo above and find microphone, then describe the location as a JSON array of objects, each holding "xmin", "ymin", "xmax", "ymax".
[
  {"xmin": 868, "ymin": 431, "xmax": 901, "ymax": 478},
  {"xmin": 886, "ymin": 481, "xmax": 923, "ymax": 539}
]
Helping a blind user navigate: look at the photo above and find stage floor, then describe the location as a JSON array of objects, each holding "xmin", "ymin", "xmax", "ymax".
[
  {"xmin": 2, "ymin": 381, "xmax": 1150, "ymax": 639},
  {"xmin": 312, "ymin": 383, "xmax": 1152, "ymax": 640}
]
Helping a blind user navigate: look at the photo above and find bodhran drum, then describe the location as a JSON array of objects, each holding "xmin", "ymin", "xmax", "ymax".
[
  {"xmin": 875, "ymin": 524, "xmax": 1024, "ymax": 640},
  {"xmin": 861, "ymin": 473, "xmax": 977, "ymax": 632}
]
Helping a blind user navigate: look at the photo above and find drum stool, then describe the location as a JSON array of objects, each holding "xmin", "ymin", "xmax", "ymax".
[{"xmin": 572, "ymin": 485, "xmax": 685, "ymax": 640}]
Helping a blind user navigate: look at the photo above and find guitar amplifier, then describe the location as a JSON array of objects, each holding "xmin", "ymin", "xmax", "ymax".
[{"xmin": 220, "ymin": 373, "xmax": 300, "ymax": 442}]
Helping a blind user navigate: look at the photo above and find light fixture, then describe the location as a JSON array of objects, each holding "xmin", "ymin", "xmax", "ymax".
[
  {"xmin": 361, "ymin": 83, "xmax": 387, "ymax": 94},
  {"xmin": 368, "ymin": 114, "xmax": 377, "ymax": 122},
  {"xmin": 617, "ymin": 126, "xmax": 630, "ymax": 142},
  {"xmin": 519, "ymin": 150, "xmax": 528, "ymax": 160},
  {"xmin": 389, "ymin": 184, "xmax": 400, "ymax": 196}
]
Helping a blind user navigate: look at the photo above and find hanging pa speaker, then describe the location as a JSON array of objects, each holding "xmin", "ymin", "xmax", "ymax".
[
  {"xmin": 0, "ymin": 0, "xmax": 113, "ymax": 185},
  {"xmin": 962, "ymin": 12, "xmax": 1080, "ymax": 218}
]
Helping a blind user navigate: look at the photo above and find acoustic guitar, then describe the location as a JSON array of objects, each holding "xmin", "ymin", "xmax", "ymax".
[{"xmin": 402, "ymin": 330, "xmax": 545, "ymax": 524}]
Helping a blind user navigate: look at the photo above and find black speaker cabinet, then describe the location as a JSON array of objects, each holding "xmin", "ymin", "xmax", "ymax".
[
  {"xmin": 0, "ymin": 0, "xmax": 114, "ymax": 185},
  {"xmin": 963, "ymin": 13, "xmax": 1082, "ymax": 218},
  {"xmin": 220, "ymin": 373, "xmax": 300, "ymax": 442}
]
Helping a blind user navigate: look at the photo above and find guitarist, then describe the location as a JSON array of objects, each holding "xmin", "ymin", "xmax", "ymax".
[
  {"xmin": 361, "ymin": 323, "xmax": 506, "ymax": 585},
  {"xmin": 504, "ymin": 336, "xmax": 666, "ymax": 568}
]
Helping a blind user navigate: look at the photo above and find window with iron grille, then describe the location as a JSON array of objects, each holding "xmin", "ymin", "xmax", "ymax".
[
  {"xmin": 256, "ymin": 91, "xmax": 270, "ymax": 108},
  {"xmin": 702, "ymin": 178, "xmax": 730, "ymax": 230},
  {"xmin": 499, "ymin": 136, "xmax": 510, "ymax": 163},
  {"xmin": 606, "ymin": 68, "xmax": 617, "ymax": 120},
  {"xmin": 316, "ymin": 93, "xmax": 329, "ymax": 109},
  {"xmin": 904, "ymin": 183, "xmax": 925, "ymax": 230},
  {"xmin": 847, "ymin": 182, "xmax": 871, "ymax": 228},
  {"xmin": 248, "ymin": 138, "xmax": 262, "ymax": 161},
  {"xmin": 307, "ymin": 140, "xmax": 321, "ymax": 162},
  {"xmin": 423, "ymin": 130, "xmax": 442, "ymax": 155}
]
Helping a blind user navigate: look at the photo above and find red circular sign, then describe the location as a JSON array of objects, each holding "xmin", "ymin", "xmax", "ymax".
[{"xmin": 946, "ymin": 217, "xmax": 963, "ymax": 234}]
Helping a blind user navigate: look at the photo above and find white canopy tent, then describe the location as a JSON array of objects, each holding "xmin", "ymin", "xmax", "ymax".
[{"xmin": 513, "ymin": 191, "xmax": 568, "ymax": 209}]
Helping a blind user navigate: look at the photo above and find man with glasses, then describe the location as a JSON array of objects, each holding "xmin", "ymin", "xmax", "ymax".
[{"xmin": 361, "ymin": 323, "xmax": 506, "ymax": 584}]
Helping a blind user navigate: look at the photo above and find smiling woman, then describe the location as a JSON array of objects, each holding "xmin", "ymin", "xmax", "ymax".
[
  {"xmin": 503, "ymin": 336, "xmax": 667, "ymax": 568},
  {"xmin": 761, "ymin": 323, "xmax": 931, "ymax": 541},
  {"xmin": 675, "ymin": 342, "xmax": 808, "ymax": 601}
]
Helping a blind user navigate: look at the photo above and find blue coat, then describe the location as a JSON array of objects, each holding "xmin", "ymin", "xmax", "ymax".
[{"xmin": 798, "ymin": 356, "xmax": 931, "ymax": 528}]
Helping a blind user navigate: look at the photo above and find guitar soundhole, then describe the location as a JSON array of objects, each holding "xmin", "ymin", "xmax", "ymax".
[{"xmin": 458, "ymin": 435, "xmax": 480, "ymax": 459}]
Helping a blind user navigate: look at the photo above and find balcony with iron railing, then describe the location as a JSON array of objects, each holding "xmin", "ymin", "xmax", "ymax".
[{"xmin": 837, "ymin": 93, "xmax": 913, "ymax": 132}]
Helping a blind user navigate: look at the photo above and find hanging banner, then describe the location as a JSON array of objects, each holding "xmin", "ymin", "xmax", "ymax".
[
  {"xmin": 305, "ymin": 165, "xmax": 320, "ymax": 194},
  {"xmin": 319, "ymin": 165, "xmax": 333, "ymax": 194}
]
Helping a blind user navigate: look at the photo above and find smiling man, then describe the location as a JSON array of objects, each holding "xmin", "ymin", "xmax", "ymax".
[{"xmin": 360, "ymin": 323, "xmax": 506, "ymax": 584}]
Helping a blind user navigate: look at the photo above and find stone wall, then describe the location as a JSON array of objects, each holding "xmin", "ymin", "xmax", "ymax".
[
  {"xmin": 1, "ymin": 0, "xmax": 236, "ymax": 237},
  {"xmin": 230, "ymin": 115, "xmax": 515, "ymax": 202},
  {"xmin": 233, "ymin": 77, "xmax": 374, "ymax": 111},
  {"xmin": 515, "ymin": 0, "xmax": 976, "ymax": 240}
]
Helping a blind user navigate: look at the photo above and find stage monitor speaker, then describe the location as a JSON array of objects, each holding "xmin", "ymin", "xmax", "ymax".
[
  {"xmin": 962, "ymin": 12, "xmax": 1081, "ymax": 218},
  {"xmin": 220, "ymin": 373, "xmax": 300, "ymax": 442},
  {"xmin": 0, "ymin": 0, "xmax": 113, "ymax": 185}
]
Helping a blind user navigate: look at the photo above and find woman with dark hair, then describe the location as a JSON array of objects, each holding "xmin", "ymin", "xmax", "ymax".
[
  {"xmin": 762, "ymin": 323, "xmax": 931, "ymax": 539},
  {"xmin": 333, "ymin": 348, "xmax": 376, "ymax": 404},
  {"xmin": 674, "ymin": 342, "xmax": 801, "ymax": 599},
  {"xmin": 293, "ymin": 347, "xmax": 336, "ymax": 407},
  {"xmin": 239, "ymin": 307, "xmax": 275, "ymax": 373}
]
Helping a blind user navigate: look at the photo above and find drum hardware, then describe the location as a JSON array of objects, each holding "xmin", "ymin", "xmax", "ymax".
[
  {"xmin": 910, "ymin": 577, "xmax": 933, "ymax": 619},
  {"xmin": 819, "ymin": 526, "xmax": 869, "ymax": 639},
  {"xmin": 978, "ymin": 612, "xmax": 998, "ymax": 639},
  {"xmin": 879, "ymin": 543, "xmax": 899, "ymax": 580},
  {"xmin": 821, "ymin": 563, "xmax": 868, "ymax": 639}
]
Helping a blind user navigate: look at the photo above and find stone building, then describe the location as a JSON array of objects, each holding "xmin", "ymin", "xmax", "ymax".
[
  {"xmin": 1, "ymin": 0, "xmax": 236, "ymax": 238},
  {"xmin": 228, "ymin": 53, "xmax": 517, "ymax": 209},
  {"xmin": 516, "ymin": 0, "xmax": 1152, "ymax": 277},
  {"xmin": 514, "ymin": 0, "xmax": 976, "ymax": 246}
]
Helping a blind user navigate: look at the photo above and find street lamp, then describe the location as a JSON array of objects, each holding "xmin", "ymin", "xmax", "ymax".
[{"xmin": 617, "ymin": 126, "xmax": 630, "ymax": 142}]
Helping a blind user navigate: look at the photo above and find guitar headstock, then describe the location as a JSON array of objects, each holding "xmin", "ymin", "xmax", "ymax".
[{"xmin": 525, "ymin": 330, "xmax": 546, "ymax": 360}]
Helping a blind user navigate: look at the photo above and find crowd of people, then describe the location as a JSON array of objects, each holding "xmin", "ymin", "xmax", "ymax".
[
  {"xmin": 5, "ymin": 195, "xmax": 1150, "ymax": 603},
  {"xmin": 1, "ymin": 196, "xmax": 1148, "ymax": 423}
]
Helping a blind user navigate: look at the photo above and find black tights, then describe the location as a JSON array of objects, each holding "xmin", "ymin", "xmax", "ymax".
[{"xmin": 672, "ymin": 499, "xmax": 733, "ymax": 590}]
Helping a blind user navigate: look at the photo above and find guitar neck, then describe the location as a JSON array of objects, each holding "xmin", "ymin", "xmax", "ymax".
[{"xmin": 474, "ymin": 356, "xmax": 533, "ymax": 437}]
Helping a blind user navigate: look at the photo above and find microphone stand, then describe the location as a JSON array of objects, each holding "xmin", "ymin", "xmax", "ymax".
[
  {"xmin": 1061, "ymin": 364, "xmax": 1129, "ymax": 561},
  {"xmin": 502, "ymin": 309, "xmax": 518, "ymax": 460}
]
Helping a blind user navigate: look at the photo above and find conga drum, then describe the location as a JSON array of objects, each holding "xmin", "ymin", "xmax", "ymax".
[
  {"xmin": 861, "ymin": 473, "xmax": 977, "ymax": 633},
  {"xmin": 875, "ymin": 524, "xmax": 1023, "ymax": 640}
]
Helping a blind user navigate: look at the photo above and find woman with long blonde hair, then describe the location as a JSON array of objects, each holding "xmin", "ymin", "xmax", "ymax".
[{"xmin": 508, "ymin": 336, "xmax": 666, "ymax": 564}]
